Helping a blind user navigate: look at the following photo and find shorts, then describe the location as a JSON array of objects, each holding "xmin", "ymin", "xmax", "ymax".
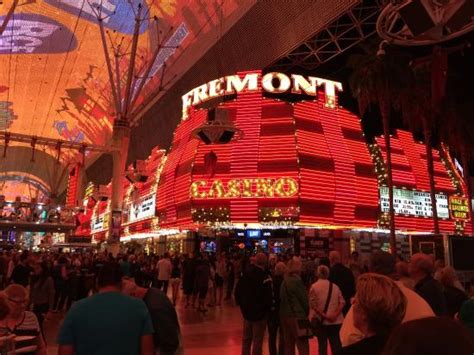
[
  {"xmin": 170, "ymin": 278, "xmax": 180, "ymax": 285},
  {"xmin": 215, "ymin": 274, "xmax": 224, "ymax": 287}
]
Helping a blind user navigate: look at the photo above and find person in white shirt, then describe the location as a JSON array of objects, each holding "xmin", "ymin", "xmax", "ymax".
[
  {"xmin": 310, "ymin": 265, "xmax": 345, "ymax": 355},
  {"xmin": 339, "ymin": 251, "xmax": 435, "ymax": 347},
  {"xmin": 156, "ymin": 253, "xmax": 173, "ymax": 296}
]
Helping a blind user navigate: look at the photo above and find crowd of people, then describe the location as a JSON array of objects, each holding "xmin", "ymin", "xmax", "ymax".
[
  {"xmin": 0, "ymin": 250, "xmax": 183, "ymax": 354},
  {"xmin": 235, "ymin": 250, "xmax": 474, "ymax": 355},
  {"xmin": 0, "ymin": 248, "xmax": 472, "ymax": 354}
]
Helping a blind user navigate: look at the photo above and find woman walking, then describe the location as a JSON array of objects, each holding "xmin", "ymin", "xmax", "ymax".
[
  {"xmin": 170, "ymin": 256, "xmax": 181, "ymax": 306},
  {"xmin": 29, "ymin": 262, "xmax": 55, "ymax": 333},
  {"xmin": 52, "ymin": 257, "xmax": 68, "ymax": 312},
  {"xmin": 194, "ymin": 254, "xmax": 211, "ymax": 313},
  {"xmin": 215, "ymin": 254, "xmax": 226, "ymax": 306},
  {"xmin": 182, "ymin": 253, "xmax": 196, "ymax": 308}
]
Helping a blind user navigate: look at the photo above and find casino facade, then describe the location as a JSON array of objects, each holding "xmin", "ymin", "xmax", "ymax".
[{"xmin": 71, "ymin": 70, "xmax": 471, "ymax": 259}]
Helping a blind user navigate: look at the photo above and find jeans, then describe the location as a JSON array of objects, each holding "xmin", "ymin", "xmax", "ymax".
[
  {"xmin": 317, "ymin": 324, "xmax": 342, "ymax": 355},
  {"xmin": 280, "ymin": 317, "xmax": 310, "ymax": 355},
  {"xmin": 242, "ymin": 318, "xmax": 267, "ymax": 355},
  {"xmin": 54, "ymin": 283, "xmax": 68, "ymax": 311},
  {"xmin": 32, "ymin": 303, "xmax": 49, "ymax": 335},
  {"xmin": 268, "ymin": 313, "xmax": 284, "ymax": 355}
]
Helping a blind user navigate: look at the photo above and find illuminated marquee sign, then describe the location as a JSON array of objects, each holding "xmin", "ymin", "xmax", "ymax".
[
  {"xmin": 83, "ymin": 182, "xmax": 96, "ymax": 207},
  {"xmin": 91, "ymin": 214, "xmax": 109, "ymax": 233},
  {"xmin": 129, "ymin": 194, "xmax": 156, "ymax": 222},
  {"xmin": 449, "ymin": 196, "xmax": 470, "ymax": 220},
  {"xmin": 190, "ymin": 178, "xmax": 299, "ymax": 199},
  {"xmin": 181, "ymin": 72, "xmax": 343, "ymax": 118},
  {"xmin": 380, "ymin": 187, "xmax": 449, "ymax": 218}
]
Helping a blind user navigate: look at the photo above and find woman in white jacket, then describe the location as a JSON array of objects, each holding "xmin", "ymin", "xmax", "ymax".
[{"xmin": 309, "ymin": 265, "xmax": 345, "ymax": 355}]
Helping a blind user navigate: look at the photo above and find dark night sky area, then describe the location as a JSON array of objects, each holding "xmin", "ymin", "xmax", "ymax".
[{"xmin": 312, "ymin": 32, "xmax": 474, "ymax": 145}]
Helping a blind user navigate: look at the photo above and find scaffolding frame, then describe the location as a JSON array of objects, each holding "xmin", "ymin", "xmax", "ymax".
[{"xmin": 270, "ymin": 2, "xmax": 381, "ymax": 71}]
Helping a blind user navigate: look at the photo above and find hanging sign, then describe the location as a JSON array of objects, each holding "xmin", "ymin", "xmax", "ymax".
[
  {"xmin": 380, "ymin": 187, "xmax": 449, "ymax": 218},
  {"xmin": 449, "ymin": 196, "xmax": 470, "ymax": 220},
  {"xmin": 129, "ymin": 194, "xmax": 156, "ymax": 222},
  {"xmin": 91, "ymin": 216, "xmax": 104, "ymax": 233}
]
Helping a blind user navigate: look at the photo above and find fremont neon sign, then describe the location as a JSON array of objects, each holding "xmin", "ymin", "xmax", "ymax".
[
  {"xmin": 190, "ymin": 177, "xmax": 299, "ymax": 199},
  {"xmin": 182, "ymin": 72, "xmax": 343, "ymax": 119}
]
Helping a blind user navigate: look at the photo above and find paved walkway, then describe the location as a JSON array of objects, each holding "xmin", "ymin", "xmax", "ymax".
[{"xmin": 44, "ymin": 296, "xmax": 323, "ymax": 354}]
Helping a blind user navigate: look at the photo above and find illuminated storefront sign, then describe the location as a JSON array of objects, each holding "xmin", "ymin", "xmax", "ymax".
[
  {"xmin": 84, "ymin": 182, "xmax": 95, "ymax": 200},
  {"xmin": 190, "ymin": 178, "xmax": 299, "ymax": 199},
  {"xmin": 182, "ymin": 72, "xmax": 343, "ymax": 118},
  {"xmin": 449, "ymin": 196, "xmax": 470, "ymax": 220},
  {"xmin": 129, "ymin": 194, "xmax": 156, "ymax": 222},
  {"xmin": 91, "ymin": 215, "xmax": 107, "ymax": 233},
  {"xmin": 380, "ymin": 187, "xmax": 449, "ymax": 218}
]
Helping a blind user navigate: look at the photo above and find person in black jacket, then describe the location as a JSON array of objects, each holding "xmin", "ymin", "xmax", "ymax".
[
  {"xmin": 10, "ymin": 253, "xmax": 32, "ymax": 287},
  {"xmin": 439, "ymin": 266, "xmax": 467, "ymax": 318},
  {"xmin": 235, "ymin": 253, "xmax": 273, "ymax": 355},
  {"xmin": 268, "ymin": 262, "xmax": 286, "ymax": 355},
  {"xmin": 122, "ymin": 278, "xmax": 182, "ymax": 355},
  {"xmin": 410, "ymin": 253, "xmax": 448, "ymax": 316},
  {"xmin": 329, "ymin": 251, "xmax": 355, "ymax": 315}
]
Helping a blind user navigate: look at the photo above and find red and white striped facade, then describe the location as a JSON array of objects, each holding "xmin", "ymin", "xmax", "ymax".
[{"xmin": 73, "ymin": 71, "xmax": 471, "ymax": 238}]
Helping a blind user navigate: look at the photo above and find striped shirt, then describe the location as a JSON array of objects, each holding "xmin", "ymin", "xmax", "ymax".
[{"xmin": 0, "ymin": 311, "xmax": 40, "ymax": 354}]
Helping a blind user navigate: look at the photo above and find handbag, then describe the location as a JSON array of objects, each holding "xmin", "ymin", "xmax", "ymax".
[
  {"xmin": 284, "ymin": 280, "xmax": 314, "ymax": 339},
  {"xmin": 310, "ymin": 281, "xmax": 333, "ymax": 336}
]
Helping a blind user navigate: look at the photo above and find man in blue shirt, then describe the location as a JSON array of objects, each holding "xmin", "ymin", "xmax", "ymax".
[{"xmin": 58, "ymin": 262, "xmax": 154, "ymax": 355}]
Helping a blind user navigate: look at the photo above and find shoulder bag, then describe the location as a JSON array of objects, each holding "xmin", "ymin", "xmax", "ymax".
[{"xmin": 310, "ymin": 281, "xmax": 333, "ymax": 336}]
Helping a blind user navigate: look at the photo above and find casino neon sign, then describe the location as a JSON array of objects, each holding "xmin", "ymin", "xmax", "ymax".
[
  {"xmin": 182, "ymin": 72, "xmax": 343, "ymax": 119},
  {"xmin": 190, "ymin": 177, "xmax": 299, "ymax": 199}
]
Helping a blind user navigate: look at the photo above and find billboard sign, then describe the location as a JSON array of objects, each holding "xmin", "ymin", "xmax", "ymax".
[{"xmin": 380, "ymin": 187, "xmax": 449, "ymax": 218}]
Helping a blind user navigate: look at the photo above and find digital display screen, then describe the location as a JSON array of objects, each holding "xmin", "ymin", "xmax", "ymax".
[
  {"xmin": 380, "ymin": 187, "xmax": 449, "ymax": 218},
  {"xmin": 0, "ymin": 0, "xmax": 255, "ymax": 199},
  {"xmin": 246, "ymin": 230, "xmax": 261, "ymax": 239}
]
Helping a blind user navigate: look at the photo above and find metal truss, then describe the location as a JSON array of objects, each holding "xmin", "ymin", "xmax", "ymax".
[
  {"xmin": 0, "ymin": 131, "xmax": 115, "ymax": 153},
  {"xmin": 270, "ymin": 2, "xmax": 382, "ymax": 71}
]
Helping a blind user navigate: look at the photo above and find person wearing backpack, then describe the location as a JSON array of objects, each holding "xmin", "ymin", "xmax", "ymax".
[{"xmin": 235, "ymin": 253, "xmax": 273, "ymax": 355}]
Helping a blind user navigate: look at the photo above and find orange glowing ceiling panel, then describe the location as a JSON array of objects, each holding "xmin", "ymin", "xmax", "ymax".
[{"xmin": 0, "ymin": 0, "xmax": 256, "ymax": 197}]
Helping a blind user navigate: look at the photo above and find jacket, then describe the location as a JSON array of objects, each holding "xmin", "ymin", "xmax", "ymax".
[
  {"xmin": 235, "ymin": 264, "xmax": 273, "ymax": 321},
  {"xmin": 415, "ymin": 275, "xmax": 448, "ymax": 316},
  {"xmin": 279, "ymin": 275, "xmax": 309, "ymax": 318}
]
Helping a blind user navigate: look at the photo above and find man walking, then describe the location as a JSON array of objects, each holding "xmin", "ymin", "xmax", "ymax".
[
  {"xmin": 57, "ymin": 262, "xmax": 154, "ymax": 355},
  {"xmin": 235, "ymin": 253, "xmax": 273, "ymax": 355},
  {"xmin": 156, "ymin": 253, "xmax": 172, "ymax": 296}
]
